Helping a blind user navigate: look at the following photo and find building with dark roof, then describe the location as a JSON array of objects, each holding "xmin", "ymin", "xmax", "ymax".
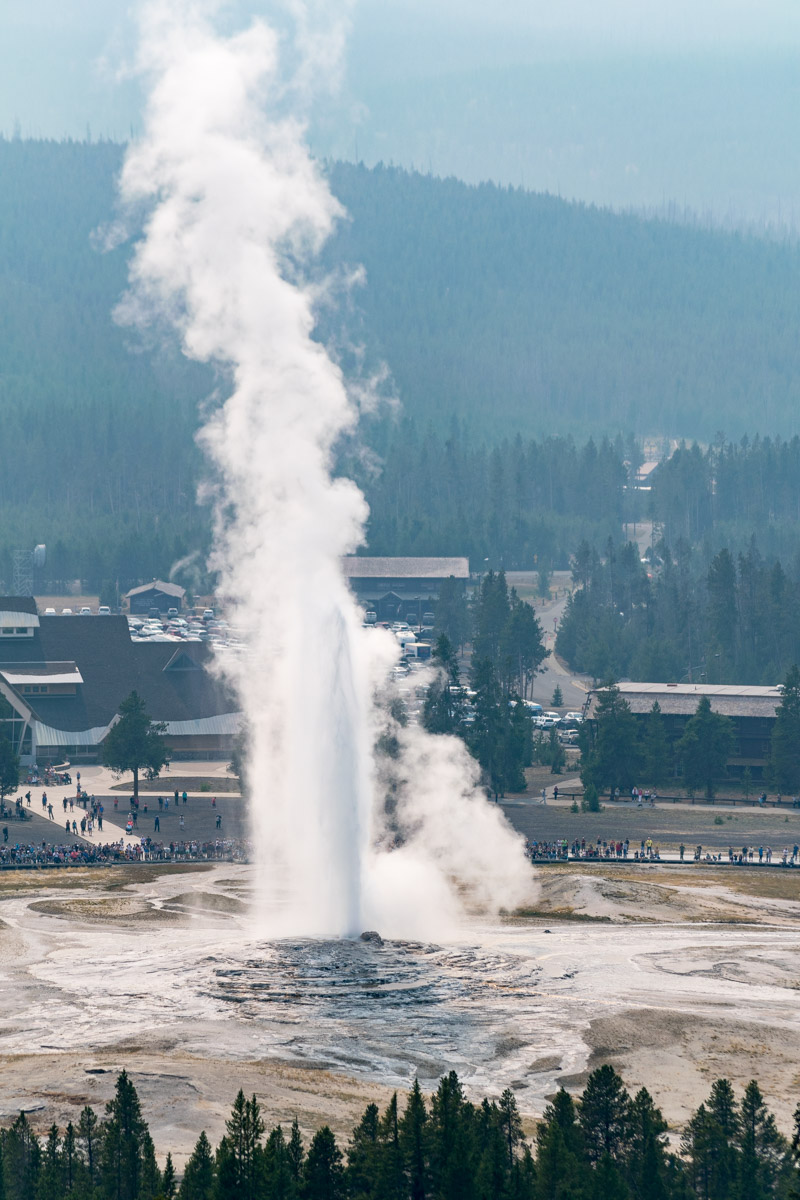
[
  {"xmin": 341, "ymin": 557, "xmax": 470, "ymax": 624},
  {"xmin": 125, "ymin": 580, "xmax": 186, "ymax": 614},
  {"xmin": 585, "ymin": 682, "xmax": 782, "ymax": 781},
  {"xmin": 0, "ymin": 598, "xmax": 239, "ymax": 765}
]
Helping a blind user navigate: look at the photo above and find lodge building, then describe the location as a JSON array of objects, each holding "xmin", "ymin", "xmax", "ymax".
[
  {"xmin": 341, "ymin": 556, "xmax": 469, "ymax": 624},
  {"xmin": 585, "ymin": 682, "xmax": 782, "ymax": 781},
  {"xmin": 0, "ymin": 598, "xmax": 238, "ymax": 766}
]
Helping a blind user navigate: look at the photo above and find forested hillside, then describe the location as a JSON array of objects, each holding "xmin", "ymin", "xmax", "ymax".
[{"xmin": 2, "ymin": 139, "xmax": 800, "ymax": 587}]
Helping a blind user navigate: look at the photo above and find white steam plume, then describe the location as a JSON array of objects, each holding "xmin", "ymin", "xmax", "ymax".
[{"xmin": 119, "ymin": 0, "xmax": 533, "ymax": 938}]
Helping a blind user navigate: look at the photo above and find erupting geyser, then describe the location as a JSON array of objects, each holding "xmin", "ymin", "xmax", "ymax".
[{"xmin": 116, "ymin": 0, "xmax": 531, "ymax": 938}]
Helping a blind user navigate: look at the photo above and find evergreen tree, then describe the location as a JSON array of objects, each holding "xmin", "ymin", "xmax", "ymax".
[
  {"xmin": 376, "ymin": 1096, "xmax": 404, "ymax": 1200},
  {"xmin": 99, "ymin": 1070, "xmax": 152, "ymax": 1200},
  {"xmin": 770, "ymin": 665, "xmax": 800, "ymax": 793},
  {"xmin": 499, "ymin": 593, "xmax": 548, "ymax": 696},
  {"xmin": 498, "ymin": 1087, "xmax": 525, "ymax": 1176},
  {"xmin": 625, "ymin": 1088, "xmax": 669, "ymax": 1200},
  {"xmin": 60, "ymin": 1122, "xmax": 78, "ymax": 1197},
  {"xmin": 161, "ymin": 1153, "xmax": 176, "ymax": 1200},
  {"xmin": 788, "ymin": 1103, "xmax": 800, "ymax": 1199},
  {"xmin": 139, "ymin": 1133, "xmax": 161, "ymax": 1200},
  {"xmin": 551, "ymin": 685, "xmax": 563, "ymax": 708},
  {"xmin": 469, "ymin": 658, "xmax": 507, "ymax": 797},
  {"xmin": 581, "ymin": 683, "xmax": 642, "ymax": 798},
  {"xmin": 534, "ymin": 1090, "xmax": 588, "ymax": 1199},
  {"xmin": 287, "ymin": 1120, "xmax": 305, "ymax": 1189},
  {"xmin": 179, "ymin": 1132, "xmax": 215, "ymax": 1200},
  {"xmin": 102, "ymin": 692, "xmax": 170, "ymax": 801},
  {"xmin": 221, "ymin": 1091, "xmax": 264, "ymax": 1200},
  {"xmin": 473, "ymin": 572, "xmax": 512, "ymax": 672},
  {"xmin": 677, "ymin": 696, "xmax": 733, "ymax": 798},
  {"xmin": 346, "ymin": 1104, "xmax": 381, "ymax": 1199},
  {"xmin": 737, "ymin": 1080, "xmax": 786, "ymax": 1200},
  {"xmin": 0, "ymin": 735, "xmax": 19, "ymax": 807},
  {"xmin": 546, "ymin": 727, "xmax": 565, "ymax": 775},
  {"xmin": 2, "ymin": 1111, "xmax": 41, "ymax": 1200},
  {"xmin": 399, "ymin": 1080, "xmax": 428, "ymax": 1200},
  {"xmin": 302, "ymin": 1128, "xmax": 344, "ymax": 1200},
  {"xmin": 427, "ymin": 1072, "xmax": 476, "ymax": 1200},
  {"xmin": 434, "ymin": 578, "xmax": 471, "ymax": 652},
  {"xmin": 77, "ymin": 1105, "xmax": 100, "ymax": 1191},
  {"xmin": 592, "ymin": 1153, "xmax": 629, "ymax": 1199},
  {"xmin": 473, "ymin": 1101, "xmax": 506, "ymax": 1200},
  {"xmin": 578, "ymin": 1066, "xmax": 631, "ymax": 1165},
  {"xmin": 263, "ymin": 1127, "xmax": 294, "ymax": 1200},
  {"xmin": 681, "ymin": 1103, "xmax": 714, "ymax": 1200},
  {"xmin": 422, "ymin": 635, "xmax": 463, "ymax": 735},
  {"xmin": 703, "ymin": 1078, "xmax": 741, "ymax": 1200},
  {"xmin": 34, "ymin": 1125, "xmax": 61, "ymax": 1200},
  {"xmin": 641, "ymin": 701, "xmax": 671, "ymax": 787}
]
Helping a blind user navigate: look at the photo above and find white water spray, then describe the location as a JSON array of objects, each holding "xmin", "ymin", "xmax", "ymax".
[{"xmin": 119, "ymin": 0, "xmax": 532, "ymax": 938}]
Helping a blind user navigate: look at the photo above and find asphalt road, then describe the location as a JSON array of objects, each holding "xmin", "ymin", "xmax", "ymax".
[{"xmin": 527, "ymin": 590, "xmax": 590, "ymax": 711}]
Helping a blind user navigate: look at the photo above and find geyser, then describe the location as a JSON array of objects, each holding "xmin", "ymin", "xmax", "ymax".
[{"xmin": 117, "ymin": 0, "xmax": 532, "ymax": 938}]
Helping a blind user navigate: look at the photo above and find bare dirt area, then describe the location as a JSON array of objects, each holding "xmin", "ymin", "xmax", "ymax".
[
  {"xmin": 503, "ymin": 797, "xmax": 800, "ymax": 853},
  {"xmin": 512, "ymin": 863, "xmax": 800, "ymax": 925},
  {"xmin": 0, "ymin": 1049, "xmax": 401, "ymax": 1173}
]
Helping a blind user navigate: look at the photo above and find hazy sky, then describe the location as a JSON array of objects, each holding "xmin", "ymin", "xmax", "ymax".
[{"xmin": 3, "ymin": 2, "xmax": 800, "ymax": 222}]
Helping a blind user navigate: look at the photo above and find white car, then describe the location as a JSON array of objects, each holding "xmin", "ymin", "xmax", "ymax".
[
  {"xmin": 79, "ymin": 607, "xmax": 92, "ymax": 616},
  {"xmin": 44, "ymin": 607, "xmax": 56, "ymax": 614},
  {"xmin": 60, "ymin": 607, "xmax": 73, "ymax": 615}
]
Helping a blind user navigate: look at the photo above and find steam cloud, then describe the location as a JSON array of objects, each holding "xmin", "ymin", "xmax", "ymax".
[{"xmin": 119, "ymin": 0, "xmax": 533, "ymax": 939}]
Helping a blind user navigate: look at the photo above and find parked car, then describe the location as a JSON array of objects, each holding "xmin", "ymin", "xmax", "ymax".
[
  {"xmin": 202, "ymin": 608, "xmax": 215, "ymax": 621},
  {"xmin": 98, "ymin": 605, "xmax": 111, "ymax": 615},
  {"xmin": 60, "ymin": 607, "xmax": 73, "ymax": 615},
  {"xmin": 79, "ymin": 607, "xmax": 92, "ymax": 615},
  {"xmin": 167, "ymin": 607, "xmax": 179, "ymax": 618}
]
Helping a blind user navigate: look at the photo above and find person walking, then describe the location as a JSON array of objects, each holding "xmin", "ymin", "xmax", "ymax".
[{"xmin": 154, "ymin": 815, "xmax": 160, "ymax": 833}]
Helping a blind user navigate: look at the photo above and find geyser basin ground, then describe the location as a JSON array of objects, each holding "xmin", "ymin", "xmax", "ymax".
[{"xmin": 0, "ymin": 862, "xmax": 799, "ymax": 1164}]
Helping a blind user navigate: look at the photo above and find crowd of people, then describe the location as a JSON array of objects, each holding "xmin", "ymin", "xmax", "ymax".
[
  {"xmin": 525, "ymin": 835, "xmax": 800, "ymax": 865},
  {"xmin": 0, "ymin": 837, "xmax": 251, "ymax": 868},
  {"xmin": 525, "ymin": 837, "xmax": 663, "ymax": 861}
]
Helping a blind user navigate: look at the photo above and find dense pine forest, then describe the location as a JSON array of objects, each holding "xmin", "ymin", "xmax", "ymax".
[
  {"xmin": 4, "ymin": 139, "xmax": 800, "ymax": 591},
  {"xmin": 555, "ymin": 534, "xmax": 800, "ymax": 686},
  {"xmin": 4, "ymin": 1066, "xmax": 799, "ymax": 1198}
]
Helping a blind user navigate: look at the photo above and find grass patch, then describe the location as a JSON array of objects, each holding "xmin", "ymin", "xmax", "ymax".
[{"xmin": 510, "ymin": 907, "xmax": 613, "ymax": 923}]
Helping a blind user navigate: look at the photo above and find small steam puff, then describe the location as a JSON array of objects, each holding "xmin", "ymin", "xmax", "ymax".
[{"xmin": 120, "ymin": 0, "xmax": 533, "ymax": 938}]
